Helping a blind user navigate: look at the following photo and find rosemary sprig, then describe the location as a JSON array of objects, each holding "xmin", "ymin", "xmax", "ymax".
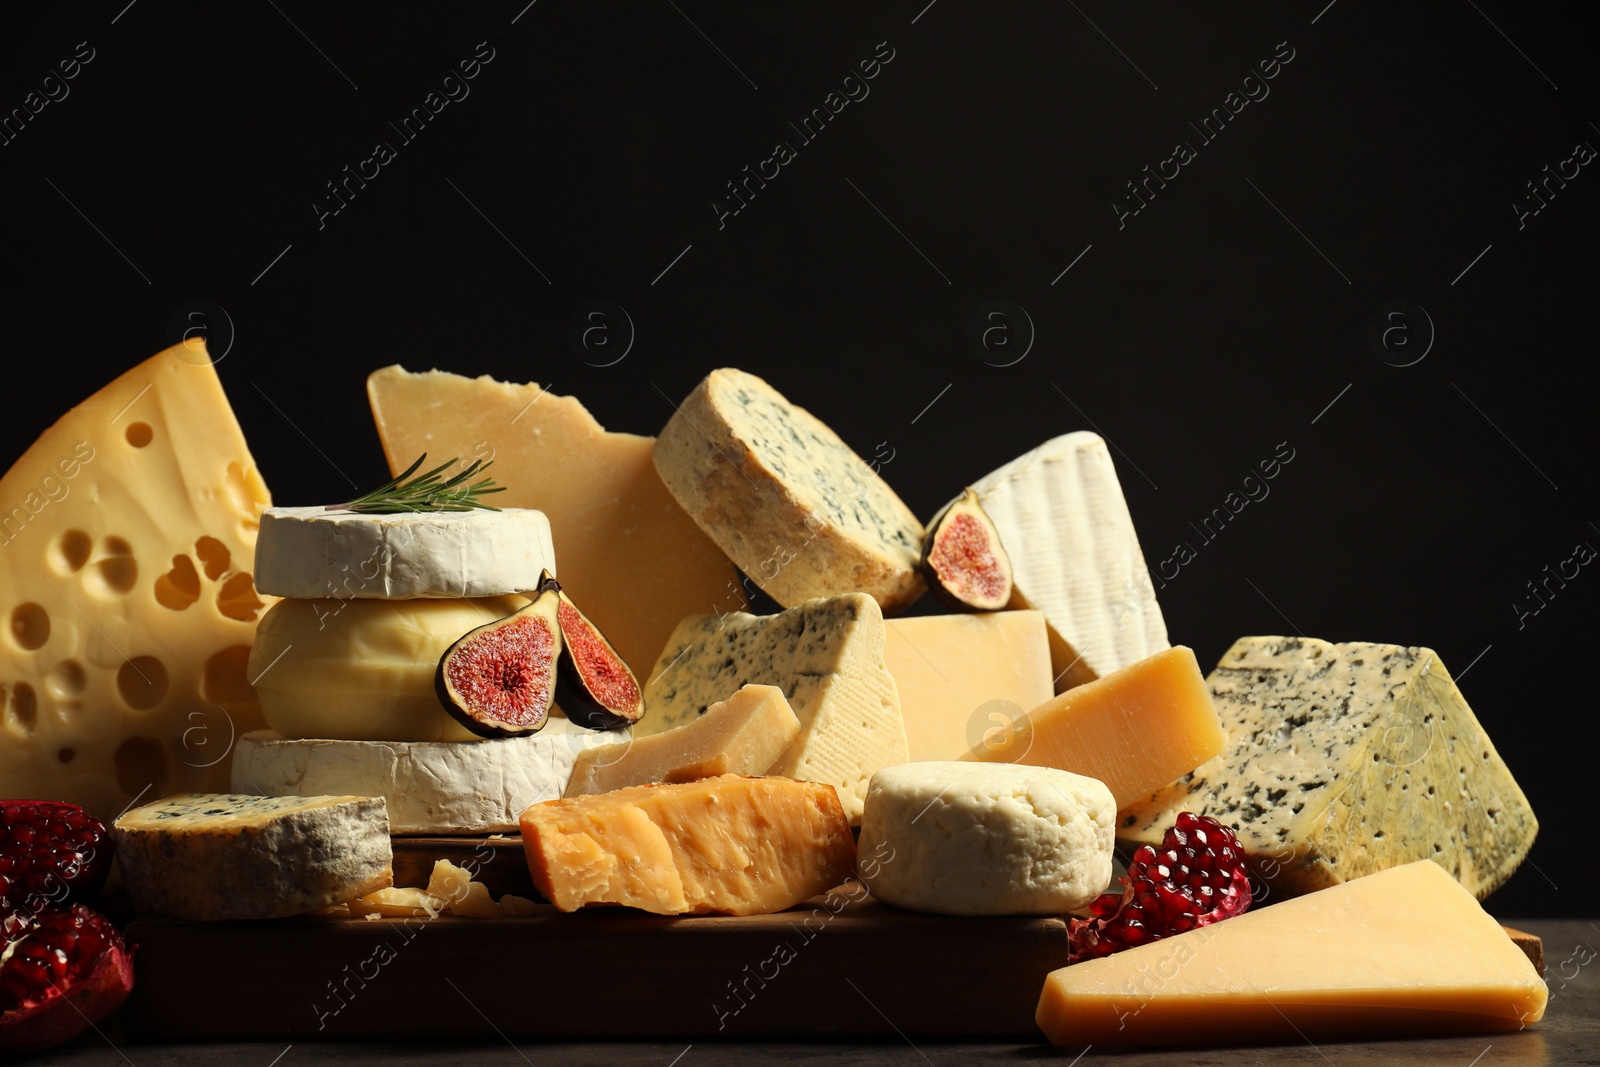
[{"xmin": 329, "ymin": 454, "xmax": 506, "ymax": 514}]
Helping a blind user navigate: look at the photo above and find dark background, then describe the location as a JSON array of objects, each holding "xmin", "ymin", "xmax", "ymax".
[{"xmin": 2, "ymin": 2, "xmax": 1594, "ymax": 918}]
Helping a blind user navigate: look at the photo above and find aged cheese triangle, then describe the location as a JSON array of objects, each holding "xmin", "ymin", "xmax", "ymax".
[{"xmin": 0, "ymin": 341, "xmax": 272, "ymax": 820}]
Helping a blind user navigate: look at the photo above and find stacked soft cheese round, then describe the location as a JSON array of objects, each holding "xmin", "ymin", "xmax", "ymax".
[{"xmin": 241, "ymin": 505, "xmax": 628, "ymax": 832}]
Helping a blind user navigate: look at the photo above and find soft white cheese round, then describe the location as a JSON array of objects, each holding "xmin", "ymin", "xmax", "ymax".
[
  {"xmin": 249, "ymin": 595, "xmax": 529, "ymax": 742},
  {"xmin": 254, "ymin": 506, "xmax": 556, "ymax": 599},
  {"xmin": 857, "ymin": 761, "xmax": 1116, "ymax": 916},
  {"xmin": 231, "ymin": 725, "xmax": 630, "ymax": 833}
]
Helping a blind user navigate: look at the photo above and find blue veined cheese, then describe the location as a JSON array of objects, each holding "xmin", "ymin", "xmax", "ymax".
[
  {"xmin": 636, "ymin": 593, "xmax": 907, "ymax": 821},
  {"xmin": 965, "ymin": 432, "xmax": 1168, "ymax": 690},
  {"xmin": 1118, "ymin": 637, "xmax": 1538, "ymax": 900},
  {"xmin": 652, "ymin": 368, "xmax": 925, "ymax": 611},
  {"xmin": 112, "ymin": 792, "xmax": 392, "ymax": 920}
]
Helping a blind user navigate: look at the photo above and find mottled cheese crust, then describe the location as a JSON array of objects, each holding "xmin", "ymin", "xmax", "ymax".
[
  {"xmin": 638, "ymin": 593, "xmax": 908, "ymax": 821},
  {"xmin": 1119, "ymin": 637, "xmax": 1538, "ymax": 899},
  {"xmin": 113, "ymin": 792, "xmax": 392, "ymax": 920},
  {"xmin": 653, "ymin": 368, "xmax": 925, "ymax": 611},
  {"xmin": 520, "ymin": 774, "xmax": 857, "ymax": 915},
  {"xmin": 968, "ymin": 432, "xmax": 1168, "ymax": 689},
  {"xmin": 858, "ymin": 761, "xmax": 1116, "ymax": 916}
]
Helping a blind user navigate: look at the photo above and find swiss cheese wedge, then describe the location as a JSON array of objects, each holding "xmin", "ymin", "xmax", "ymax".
[{"xmin": 0, "ymin": 341, "xmax": 271, "ymax": 819}]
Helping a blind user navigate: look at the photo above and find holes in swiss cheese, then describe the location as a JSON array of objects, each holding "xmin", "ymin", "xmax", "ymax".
[
  {"xmin": 6, "ymin": 682, "xmax": 37, "ymax": 731},
  {"xmin": 48, "ymin": 659, "xmax": 86, "ymax": 699},
  {"xmin": 9, "ymin": 603, "xmax": 50, "ymax": 651},
  {"xmin": 154, "ymin": 554, "xmax": 202, "ymax": 611},
  {"xmin": 94, "ymin": 537, "xmax": 138, "ymax": 595},
  {"xmin": 216, "ymin": 572, "xmax": 264, "ymax": 622},
  {"xmin": 125, "ymin": 422, "xmax": 153, "ymax": 448},
  {"xmin": 202, "ymin": 645, "xmax": 256, "ymax": 706},
  {"xmin": 194, "ymin": 536, "xmax": 231, "ymax": 580},
  {"xmin": 116, "ymin": 656, "xmax": 169, "ymax": 710},
  {"xmin": 53, "ymin": 530, "xmax": 92, "ymax": 574}
]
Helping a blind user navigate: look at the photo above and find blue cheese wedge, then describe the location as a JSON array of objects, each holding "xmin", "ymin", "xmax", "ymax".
[
  {"xmin": 1118, "ymin": 637, "xmax": 1538, "ymax": 900},
  {"xmin": 112, "ymin": 793, "xmax": 392, "ymax": 920},
  {"xmin": 652, "ymin": 368, "xmax": 925, "ymax": 611},
  {"xmin": 637, "ymin": 593, "xmax": 907, "ymax": 821},
  {"xmin": 966, "ymin": 432, "xmax": 1168, "ymax": 689}
]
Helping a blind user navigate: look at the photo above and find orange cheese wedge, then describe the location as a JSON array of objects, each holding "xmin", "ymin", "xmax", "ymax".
[{"xmin": 519, "ymin": 775, "xmax": 856, "ymax": 915}]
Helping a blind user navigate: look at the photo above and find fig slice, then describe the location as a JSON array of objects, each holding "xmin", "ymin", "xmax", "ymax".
[
  {"xmin": 435, "ymin": 589, "xmax": 562, "ymax": 737},
  {"xmin": 920, "ymin": 488, "xmax": 1014, "ymax": 612},
  {"xmin": 538, "ymin": 572, "xmax": 644, "ymax": 730}
]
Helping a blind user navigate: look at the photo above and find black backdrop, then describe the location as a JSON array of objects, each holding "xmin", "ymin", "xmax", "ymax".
[{"xmin": 2, "ymin": 3, "xmax": 1594, "ymax": 918}]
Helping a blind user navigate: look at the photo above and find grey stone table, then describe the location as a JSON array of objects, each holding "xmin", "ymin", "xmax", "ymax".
[{"xmin": 27, "ymin": 920, "xmax": 1598, "ymax": 1066}]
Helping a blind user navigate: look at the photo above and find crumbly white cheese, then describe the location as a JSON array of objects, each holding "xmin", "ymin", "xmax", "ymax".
[
  {"xmin": 230, "ymin": 720, "xmax": 630, "ymax": 833},
  {"xmin": 112, "ymin": 792, "xmax": 392, "ymax": 920},
  {"xmin": 1118, "ymin": 636, "xmax": 1539, "ymax": 899},
  {"xmin": 254, "ymin": 506, "xmax": 556, "ymax": 599},
  {"xmin": 967, "ymin": 432, "xmax": 1168, "ymax": 688},
  {"xmin": 638, "ymin": 593, "xmax": 907, "ymax": 822},
  {"xmin": 652, "ymin": 368, "xmax": 925, "ymax": 611},
  {"xmin": 858, "ymin": 761, "xmax": 1116, "ymax": 915}
]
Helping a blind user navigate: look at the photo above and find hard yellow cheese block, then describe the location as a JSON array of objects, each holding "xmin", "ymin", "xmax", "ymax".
[
  {"xmin": 0, "ymin": 341, "xmax": 272, "ymax": 820},
  {"xmin": 1036, "ymin": 859, "xmax": 1548, "ymax": 1047},
  {"xmin": 521, "ymin": 774, "xmax": 857, "ymax": 915},
  {"xmin": 366, "ymin": 367, "xmax": 742, "ymax": 672},
  {"xmin": 884, "ymin": 611, "xmax": 1053, "ymax": 762},
  {"xmin": 565, "ymin": 683, "xmax": 800, "ymax": 795},
  {"xmin": 963, "ymin": 646, "xmax": 1224, "ymax": 810}
]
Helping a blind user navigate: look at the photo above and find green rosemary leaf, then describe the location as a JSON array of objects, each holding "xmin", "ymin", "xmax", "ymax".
[{"xmin": 328, "ymin": 454, "xmax": 506, "ymax": 514}]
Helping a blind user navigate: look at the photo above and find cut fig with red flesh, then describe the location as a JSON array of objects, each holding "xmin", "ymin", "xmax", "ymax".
[
  {"xmin": 538, "ymin": 573, "xmax": 643, "ymax": 730},
  {"xmin": 920, "ymin": 488, "xmax": 1014, "ymax": 612},
  {"xmin": 0, "ymin": 903, "xmax": 134, "ymax": 1054},
  {"xmin": 436, "ymin": 589, "xmax": 562, "ymax": 737}
]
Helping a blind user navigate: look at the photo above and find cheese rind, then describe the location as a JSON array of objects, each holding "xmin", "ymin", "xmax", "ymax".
[
  {"xmin": 112, "ymin": 792, "xmax": 392, "ymax": 920},
  {"xmin": 248, "ymin": 595, "xmax": 528, "ymax": 742},
  {"xmin": 637, "ymin": 593, "xmax": 907, "ymax": 821},
  {"xmin": 254, "ymin": 506, "xmax": 556, "ymax": 600},
  {"xmin": 966, "ymin": 432, "xmax": 1167, "ymax": 689},
  {"xmin": 884, "ymin": 611, "xmax": 1053, "ymax": 762},
  {"xmin": 565, "ymin": 684, "xmax": 799, "ymax": 796},
  {"xmin": 231, "ymin": 722, "xmax": 628, "ymax": 833},
  {"xmin": 520, "ymin": 774, "xmax": 856, "ymax": 915},
  {"xmin": 653, "ymin": 368, "xmax": 925, "ymax": 612},
  {"xmin": 858, "ymin": 762, "xmax": 1115, "ymax": 916},
  {"xmin": 963, "ymin": 646, "xmax": 1224, "ymax": 810},
  {"xmin": 367, "ymin": 367, "xmax": 741, "ymax": 673},
  {"xmin": 0, "ymin": 341, "xmax": 272, "ymax": 821},
  {"xmin": 1117, "ymin": 637, "xmax": 1538, "ymax": 899},
  {"xmin": 1036, "ymin": 859, "xmax": 1547, "ymax": 1047}
]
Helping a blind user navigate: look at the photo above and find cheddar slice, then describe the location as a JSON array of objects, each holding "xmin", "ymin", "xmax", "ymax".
[
  {"xmin": 520, "ymin": 775, "xmax": 856, "ymax": 915},
  {"xmin": 367, "ymin": 367, "xmax": 741, "ymax": 672},
  {"xmin": 1036, "ymin": 859, "xmax": 1548, "ymax": 1047},
  {"xmin": 883, "ymin": 611, "xmax": 1053, "ymax": 762},
  {"xmin": 565, "ymin": 684, "xmax": 800, "ymax": 796},
  {"xmin": 962, "ymin": 646, "xmax": 1223, "ymax": 810}
]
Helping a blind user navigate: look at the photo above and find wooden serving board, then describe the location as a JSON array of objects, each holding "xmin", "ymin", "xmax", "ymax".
[{"xmin": 122, "ymin": 896, "xmax": 1069, "ymax": 1040}]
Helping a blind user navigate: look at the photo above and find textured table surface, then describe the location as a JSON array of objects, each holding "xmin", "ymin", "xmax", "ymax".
[{"xmin": 26, "ymin": 919, "xmax": 1597, "ymax": 1066}]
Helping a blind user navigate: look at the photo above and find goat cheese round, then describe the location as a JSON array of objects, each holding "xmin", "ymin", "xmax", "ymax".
[
  {"xmin": 254, "ymin": 505, "xmax": 556, "ymax": 599},
  {"xmin": 857, "ymin": 761, "xmax": 1116, "ymax": 916},
  {"xmin": 231, "ymin": 724, "xmax": 630, "ymax": 834}
]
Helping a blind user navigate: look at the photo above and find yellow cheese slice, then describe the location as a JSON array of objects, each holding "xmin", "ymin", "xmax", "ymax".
[
  {"xmin": 963, "ymin": 645, "xmax": 1224, "ymax": 810},
  {"xmin": 1036, "ymin": 859, "xmax": 1548, "ymax": 1046},
  {"xmin": 366, "ymin": 366, "xmax": 741, "ymax": 672},
  {"xmin": 0, "ymin": 341, "xmax": 272, "ymax": 819}
]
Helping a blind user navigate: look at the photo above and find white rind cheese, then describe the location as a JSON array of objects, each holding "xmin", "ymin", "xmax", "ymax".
[
  {"xmin": 638, "ymin": 593, "xmax": 907, "ymax": 822},
  {"xmin": 858, "ymin": 761, "xmax": 1116, "ymax": 916},
  {"xmin": 254, "ymin": 506, "xmax": 556, "ymax": 600},
  {"xmin": 653, "ymin": 368, "xmax": 925, "ymax": 612},
  {"xmin": 967, "ymin": 432, "xmax": 1168, "ymax": 689},
  {"xmin": 112, "ymin": 792, "xmax": 393, "ymax": 920},
  {"xmin": 230, "ymin": 721, "xmax": 630, "ymax": 833},
  {"xmin": 1119, "ymin": 636, "xmax": 1539, "ymax": 900}
]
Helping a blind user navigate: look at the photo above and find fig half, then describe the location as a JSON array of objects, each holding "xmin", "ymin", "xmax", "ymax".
[
  {"xmin": 435, "ymin": 589, "xmax": 562, "ymax": 737},
  {"xmin": 539, "ymin": 572, "xmax": 644, "ymax": 730},
  {"xmin": 920, "ymin": 488, "xmax": 1014, "ymax": 612}
]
